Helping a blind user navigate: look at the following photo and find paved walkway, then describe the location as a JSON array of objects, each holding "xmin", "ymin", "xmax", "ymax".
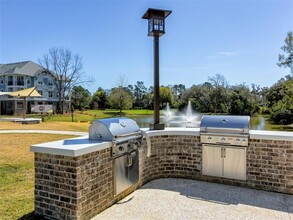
[
  {"xmin": 0, "ymin": 130, "xmax": 87, "ymax": 136},
  {"xmin": 94, "ymin": 178, "xmax": 293, "ymax": 220}
]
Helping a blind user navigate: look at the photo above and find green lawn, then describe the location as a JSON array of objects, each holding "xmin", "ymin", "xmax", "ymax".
[
  {"xmin": 1, "ymin": 109, "xmax": 156, "ymax": 123},
  {"xmin": 44, "ymin": 112, "xmax": 95, "ymax": 122},
  {"xmin": 39, "ymin": 109, "xmax": 155, "ymax": 122},
  {"xmin": 82, "ymin": 109, "xmax": 154, "ymax": 117},
  {"xmin": 0, "ymin": 134, "xmax": 75, "ymax": 220}
]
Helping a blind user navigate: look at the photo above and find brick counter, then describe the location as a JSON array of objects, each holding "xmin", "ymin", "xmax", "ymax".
[
  {"xmin": 31, "ymin": 129, "xmax": 293, "ymax": 219},
  {"xmin": 139, "ymin": 135, "xmax": 293, "ymax": 194},
  {"xmin": 34, "ymin": 149, "xmax": 113, "ymax": 220}
]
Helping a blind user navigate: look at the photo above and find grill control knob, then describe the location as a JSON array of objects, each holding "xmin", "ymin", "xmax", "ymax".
[
  {"xmin": 207, "ymin": 137, "xmax": 212, "ymax": 141},
  {"xmin": 242, "ymin": 139, "xmax": 246, "ymax": 143},
  {"xmin": 221, "ymin": 137, "xmax": 226, "ymax": 142},
  {"xmin": 118, "ymin": 146, "xmax": 124, "ymax": 152},
  {"xmin": 127, "ymin": 144, "xmax": 133, "ymax": 150},
  {"xmin": 236, "ymin": 138, "xmax": 240, "ymax": 143}
]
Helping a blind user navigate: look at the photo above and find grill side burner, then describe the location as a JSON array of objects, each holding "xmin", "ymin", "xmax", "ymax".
[
  {"xmin": 200, "ymin": 115, "xmax": 250, "ymax": 181},
  {"xmin": 89, "ymin": 117, "xmax": 143, "ymax": 195}
]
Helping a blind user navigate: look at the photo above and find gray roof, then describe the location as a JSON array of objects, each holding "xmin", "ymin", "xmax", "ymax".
[{"xmin": 0, "ymin": 61, "xmax": 45, "ymax": 77}]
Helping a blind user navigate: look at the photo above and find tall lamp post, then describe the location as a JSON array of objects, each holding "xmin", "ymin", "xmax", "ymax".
[{"xmin": 142, "ymin": 8, "xmax": 172, "ymax": 130}]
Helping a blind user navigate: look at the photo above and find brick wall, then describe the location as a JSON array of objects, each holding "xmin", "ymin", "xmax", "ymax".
[
  {"xmin": 139, "ymin": 135, "xmax": 201, "ymax": 185},
  {"xmin": 247, "ymin": 139, "xmax": 293, "ymax": 194},
  {"xmin": 34, "ymin": 134, "xmax": 293, "ymax": 219},
  {"xmin": 35, "ymin": 148, "xmax": 113, "ymax": 220},
  {"xmin": 35, "ymin": 153, "xmax": 78, "ymax": 219},
  {"xmin": 139, "ymin": 136, "xmax": 293, "ymax": 193}
]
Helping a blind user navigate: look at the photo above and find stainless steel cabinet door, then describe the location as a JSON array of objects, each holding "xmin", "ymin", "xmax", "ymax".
[
  {"xmin": 114, "ymin": 155, "xmax": 129, "ymax": 195},
  {"xmin": 127, "ymin": 150, "xmax": 139, "ymax": 185},
  {"xmin": 114, "ymin": 150, "xmax": 139, "ymax": 196},
  {"xmin": 223, "ymin": 147, "xmax": 246, "ymax": 180},
  {"xmin": 202, "ymin": 145, "xmax": 223, "ymax": 177}
]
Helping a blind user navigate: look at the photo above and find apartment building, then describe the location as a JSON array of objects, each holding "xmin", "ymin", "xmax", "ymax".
[{"xmin": 0, "ymin": 61, "xmax": 69, "ymax": 115}]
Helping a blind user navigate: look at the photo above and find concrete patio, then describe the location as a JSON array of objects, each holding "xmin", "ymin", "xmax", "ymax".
[{"xmin": 94, "ymin": 178, "xmax": 293, "ymax": 220}]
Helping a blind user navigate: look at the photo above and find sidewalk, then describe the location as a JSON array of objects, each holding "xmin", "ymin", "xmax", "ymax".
[{"xmin": 0, "ymin": 130, "xmax": 87, "ymax": 136}]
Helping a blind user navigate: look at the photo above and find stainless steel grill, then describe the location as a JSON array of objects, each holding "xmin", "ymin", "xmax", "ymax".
[
  {"xmin": 200, "ymin": 115, "xmax": 250, "ymax": 181},
  {"xmin": 89, "ymin": 117, "xmax": 143, "ymax": 195},
  {"xmin": 200, "ymin": 115, "xmax": 250, "ymax": 146}
]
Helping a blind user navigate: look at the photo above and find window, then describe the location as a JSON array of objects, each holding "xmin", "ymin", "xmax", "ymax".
[
  {"xmin": 43, "ymin": 78, "xmax": 48, "ymax": 84},
  {"xmin": 37, "ymin": 90, "xmax": 43, "ymax": 95},
  {"xmin": 48, "ymin": 91, "xmax": 53, "ymax": 98},
  {"xmin": 48, "ymin": 81, "xmax": 53, "ymax": 86},
  {"xmin": 38, "ymin": 81, "xmax": 43, "ymax": 85},
  {"xmin": 8, "ymin": 76, "xmax": 13, "ymax": 85},
  {"xmin": 0, "ymin": 77, "xmax": 3, "ymax": 85},
  {"xmin": 27, "ymin": 79, "xmax": 31, "ymax": 85},
  {"xmin": 17, "ymin": 76, "xmax": 24, "ymax": 86}
]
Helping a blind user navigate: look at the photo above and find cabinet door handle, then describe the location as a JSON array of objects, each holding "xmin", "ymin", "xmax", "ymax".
[
  {"xmin": 221, "ymin": 147, "xmax": 223, "ymax": 158},
  {"xmin": 124, "ymin": 156, "xmax": 128, "ymax": 167},
  {"xmin": 128, "ymin": 155, "xmax": 132, "ymax": 167},
  {"xmin": 223, "ymin": 148, "xmax": 226, "ymax": 158}
]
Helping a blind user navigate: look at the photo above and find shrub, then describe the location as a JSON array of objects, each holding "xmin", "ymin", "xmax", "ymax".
[{"xmin": 270, "ymin": 110, "xmax": 293, "ymax": 125}]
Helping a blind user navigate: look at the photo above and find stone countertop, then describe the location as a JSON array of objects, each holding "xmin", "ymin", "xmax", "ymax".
[
  {"xmin": 142, "ymin": 127, "xmax": 200, "ymax": 136},
  {"xmin": 30, "ymin": 128, "xmax": 292, "ymax": 157},
  {"xmin": 249, "ymin": 130, "xmax": 293, "ymax": 141},
  {"xmin": 30, "ymin": 135, "xmax": 111, "ymax": 157}
]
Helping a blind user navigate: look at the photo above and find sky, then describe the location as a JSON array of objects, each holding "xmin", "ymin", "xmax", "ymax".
[{"xmin": 0, "ymin": 0, "xmax": 292, "ymax": 94}]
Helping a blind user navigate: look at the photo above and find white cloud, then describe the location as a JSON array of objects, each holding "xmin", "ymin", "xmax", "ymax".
[
  {"xmin": 218, "ymin": 52, "xmax": 235, "ymax": 56},
  {"xmin": 206, "ymin": 51, "xmax": 235, "ymax": 59}
]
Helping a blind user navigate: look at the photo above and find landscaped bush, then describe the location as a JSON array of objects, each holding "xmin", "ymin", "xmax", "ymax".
[{"xmin": 270, "ymin": 110, "xmax": 293, "ymax": 125}]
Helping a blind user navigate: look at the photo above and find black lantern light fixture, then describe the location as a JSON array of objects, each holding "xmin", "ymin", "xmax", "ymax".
[{"xmin": 142, "ymin": 8, "xmax": 172, "ymax": 130}]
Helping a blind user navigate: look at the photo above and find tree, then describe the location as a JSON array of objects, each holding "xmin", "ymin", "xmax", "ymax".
[
  {"xmin": 208, "ymin": 74, "xmax": 229, "ymax": 113},
  {"xmin": 39, "ymin": 47, "xmax": 92, "ymax": 113},
  {"xmin": 133, "ymin": 81, "xmax": 147, "ymax": 108},
  {"xmin": 171, "ymin": 84, "xmax": 186, "ymax": 108},
  {"xmin": 267, "ymin": 77, "xmax": 293, "ymax": 124},
  {"xmin": 277, "ymin": 31, "xmax": 293, "ymax": 73},
  {"xmin": 208, "ymin": 73, "xmax": 228, "ymax": 88},
  {"xmin": 108, "ymin": 75, "xmax": 133, "ymax": 113},
  {"xmin": 159, "ymin": 86, "xmax": 173, "ymax": 107},
  {"xmin": 182, "ymin": 83, "xmax": 213, "ymax": 112},
  {"xmin": 108, "ymin": 88, "xmax": 133, "ymax": 113},
  {"xmin": 90, "ymin": 87, "xmax": 107, "ymax": 109},
  {"xmin": 229, "ymin": 85, "xmax": 258, "ymax": 115},
  {"xmin": 71, "ymin": 86, "xmax": 91, "ymax": 111}
]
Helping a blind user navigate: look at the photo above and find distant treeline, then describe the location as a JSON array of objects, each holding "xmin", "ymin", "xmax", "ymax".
[{"xmin": 71, "ymin": 73, "xmax": 293, "ymax": 125}]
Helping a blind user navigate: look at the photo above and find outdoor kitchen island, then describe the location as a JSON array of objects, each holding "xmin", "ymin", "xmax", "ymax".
[{"xmin": 31, "ymin": 127, "xmax": 293, "ymax": 220}]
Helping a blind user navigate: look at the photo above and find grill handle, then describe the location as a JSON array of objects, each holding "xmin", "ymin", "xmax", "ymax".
[
  {"xmin": 114, "ymin": 131, "xmax": 142, "ymax": 139},
  {"xmin": 201, "ymin": 127, "xmax": 246, "ymax": 133},
  {"xmin": 113, "ymin": 134, "xmax": 143, "ymax": 145},
  {"xmin": 141, "ymin": 130, "xmax": 151, "ymax": 157}
]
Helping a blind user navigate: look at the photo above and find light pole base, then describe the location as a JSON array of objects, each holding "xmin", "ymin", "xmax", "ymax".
[{"xmin": 149, "ymin": 123, "xmax": 165, "ymax": 130}]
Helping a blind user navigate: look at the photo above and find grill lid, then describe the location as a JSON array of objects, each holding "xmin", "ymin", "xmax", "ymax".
[
  {"xmin": 89, "ymin": 117, "xmax": 141, "ymax": 141},
  {"xmin": 200, "ymin": 115, "xmax": 250, "ymax": 134}
]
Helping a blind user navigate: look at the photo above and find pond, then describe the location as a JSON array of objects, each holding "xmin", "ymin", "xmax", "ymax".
[{"xmin": 128, "ymin": 114, "xmax": 293, "ymax": 132}]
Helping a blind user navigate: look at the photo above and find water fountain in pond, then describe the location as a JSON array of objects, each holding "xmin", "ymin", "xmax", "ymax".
[
  {"xmin": 162, "ymin": 103, "xmax": 175, "ymax": 127},
  {"xmin": 163, "ymin": 102, "xmax": 175, "ymax": 117},
  {"xmin": 182, "ymin": 101, "xmax": 200, "ymax": 123},
  {"xmin": 161, "ymin": 101, "xmax": 201, "ymax": 128}
]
